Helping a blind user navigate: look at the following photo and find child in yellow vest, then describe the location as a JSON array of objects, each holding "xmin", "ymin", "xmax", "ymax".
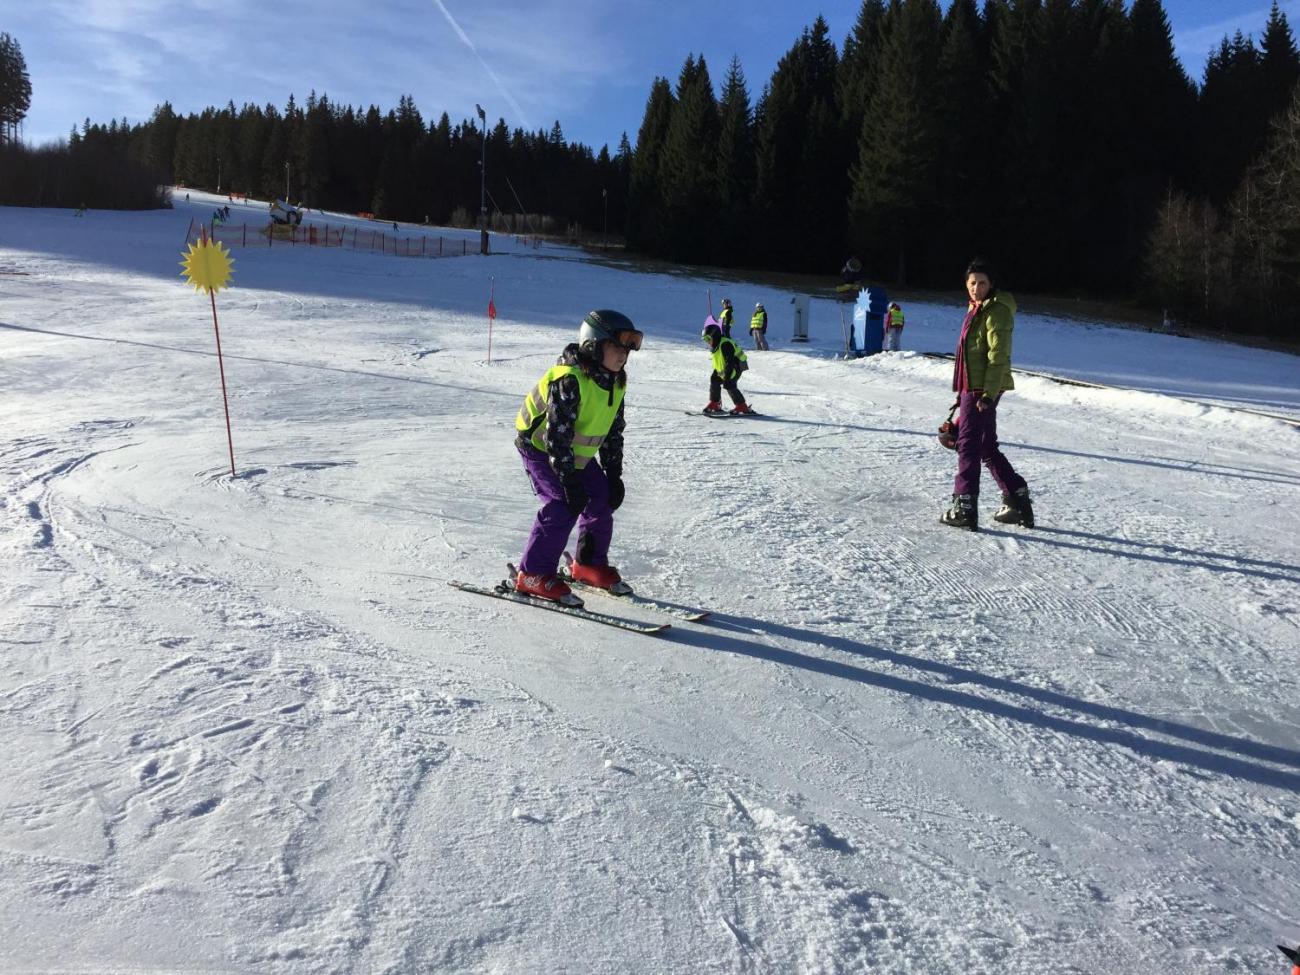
[
  {"xmin": 700, "ymin": 318, "xmax": 752, "ymax": 415},
  {"xmin": 513, "ymin": 310, "xmax": 643, "ymax": 603}
]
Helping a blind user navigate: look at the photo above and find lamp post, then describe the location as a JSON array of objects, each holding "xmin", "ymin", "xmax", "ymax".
[
  {"xmin": 476, "ymin": 103, "xmax": 488, "ymax": 255},
  {"xmin": 284, "ymin": 161, "xmax": 290, "ymax": 202},
  {"xmin": 602, "ymin": 188, "xmax": 608, "ymax": 250}
]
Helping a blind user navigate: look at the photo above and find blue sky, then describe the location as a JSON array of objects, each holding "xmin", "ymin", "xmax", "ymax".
[{"xmin": 9, "ymin": 0, "xmax": 1298, "ymax": 150}]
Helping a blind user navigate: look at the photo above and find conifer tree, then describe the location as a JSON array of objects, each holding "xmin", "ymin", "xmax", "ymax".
[
  {"xmin": 626, "ymin": 77, "xmax": 674, "ymax": 252},
  {"xmin": 932, "ymin": 0, "xmax": 987, "ymax": 275},
  {"xmin": 1260, "ymin": 2, "xmax": 1300, "ymax": 126},
  {"xmin": 658, "ymin": 55, "xmax": 722, "ymax": 263},
  {"xmin": 1198, "ymin": 32, "xmax": 1263, "ymax": 204},
  {"xmin": 838, "ymin": 0, "xmax": 888, "ymax": 184},
  {"xmin": 754, "ymin": 17, "xmax": 842, "ymax": 270},
  {"xmin": 0, "ymin": 33, "xmax": 32, "ymax": 145},
  {"xmin": 714, "ymin": 56, "xmax": 756, "ymax": 262},
  {"xmin": 848, "ymin": 0, "xmax": 943, "ymax": 284}
]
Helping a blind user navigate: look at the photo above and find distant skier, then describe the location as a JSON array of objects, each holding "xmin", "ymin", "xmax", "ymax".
[
  {"xmin": 940, "ymin": 258, "xmax": 1033, "ymax": 531},
  {"xmin": 749, "ymin": 302, "xmax": 769, "ymax": 351},
  {"xmin": 701, "ymin": 317, "xmax": 752, "ymax": 415},
  {"xmin": 513, "ymin": 310, "xmax": 643, "ymax": 605},
  {"xmin": 718, "ymin": 297, "xmax": 734, "ymax": 337},
  {"xmin": 884, "ymin": 301, "xmax": 905, "ymax": 351}
]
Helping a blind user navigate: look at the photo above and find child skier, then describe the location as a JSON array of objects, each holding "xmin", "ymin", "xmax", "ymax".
[
  {"xmin": 514, "ymin": 310, "xmax": 643, "ymax": 605},
  {"xmin": 718, "ymin": 297, "xmax": 735, "ymax": 337},
  {"xmin": 750, "ymin": 302, "xmax": 769, "ymax": 350},
  {"xmin": 701, "ymin": 318, "xmax": 753, "ymax": 415},
  {"xmin": 884, "ymin": 301, "xmax": 905, "ymax": 351}
]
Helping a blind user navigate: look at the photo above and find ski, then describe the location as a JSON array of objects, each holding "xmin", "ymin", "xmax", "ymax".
[
  {"xmin": 560, "ymin": 553, "xmax": 710, "ymax": 622},
  {"xmin": 683, "ymin": 410, "xmax": 765, "ymax": 419},
  {"xmin": 448, "ymin": 580, "xmax": 670, "ymax": 635}
]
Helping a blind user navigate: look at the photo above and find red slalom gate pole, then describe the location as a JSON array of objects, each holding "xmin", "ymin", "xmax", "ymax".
[
  {"xmin": 208, "ymin": 287, "xmax": 237, "ymax": 477},
  {"xmin": 487, "ymin": 277, "xmax": 496, "ymax": 364}
]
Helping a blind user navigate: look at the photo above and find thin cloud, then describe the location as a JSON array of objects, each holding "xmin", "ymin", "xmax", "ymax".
[{"xmin": 428, "ymin": 0, "xmax": 531, "ymax": 128}]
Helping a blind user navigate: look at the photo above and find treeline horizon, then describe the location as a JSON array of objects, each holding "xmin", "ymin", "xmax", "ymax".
[{"xmin": 3, "ymin": 0, "xmax": 1299, "ymax": 337}]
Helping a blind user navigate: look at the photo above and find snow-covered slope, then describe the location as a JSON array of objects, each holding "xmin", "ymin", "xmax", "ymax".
[{"xmin": 2, "ymin": 191, "xmax": 1298, "ymax": 974}]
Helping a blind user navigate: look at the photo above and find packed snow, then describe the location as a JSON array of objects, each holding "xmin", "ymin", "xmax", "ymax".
[{"xmin": 2, "ymin": 189, "xmax": 1298, "ymax": 974}]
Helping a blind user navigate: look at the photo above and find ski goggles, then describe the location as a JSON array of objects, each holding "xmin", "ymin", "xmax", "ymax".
[{"xmin": 611, "ymin": 328, "xmax": 643, "ymax": 351}]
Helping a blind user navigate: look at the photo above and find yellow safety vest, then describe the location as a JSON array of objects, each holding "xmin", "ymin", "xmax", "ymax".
[
  {"xmin": 710, "ymin": 337, "xmax": 748, "ymax": 376},
  {"xmin": 516, "ymin": 365, "xmax": 624, "ymax": 468},
  {"xmin": 887, "ymin": 307, "xmax": 904, "ymax": 328},
  {"xmin": 750, "ymin": 310, "xmax": 767, "ymax": 330}
]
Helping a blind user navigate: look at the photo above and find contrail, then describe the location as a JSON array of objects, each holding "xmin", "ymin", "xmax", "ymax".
[{"xmin": 429, "ymin": 0, "xmax": 531, "ymax": 128}]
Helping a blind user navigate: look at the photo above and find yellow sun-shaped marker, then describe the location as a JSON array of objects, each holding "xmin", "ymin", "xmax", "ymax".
[{"xmin": 180, "ymin": 237, "xmax": 235, "ymax": 293}]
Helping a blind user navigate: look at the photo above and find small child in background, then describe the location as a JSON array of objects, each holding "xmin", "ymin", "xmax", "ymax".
[
  {"xmin": 700, "ymin": 317, "xmax": 753, "ymax": 415},
  {"xmin": 884, "ymin": 301, "xmax": 905, "ymax": 351},
  {"xmin": 718, "ymin": 298, "xmax": 734, "ymax": 337},
  {"xmin": 750, "ymin": 302, "xmax": 769, "ymax": 350}
]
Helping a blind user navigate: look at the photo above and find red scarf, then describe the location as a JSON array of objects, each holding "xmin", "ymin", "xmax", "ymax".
[{"xmin": 953, "ymin": 300, "xmax": 982, "ymax": 392}]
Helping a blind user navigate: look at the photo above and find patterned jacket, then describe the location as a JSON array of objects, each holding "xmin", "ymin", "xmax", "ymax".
[{"xmin": 516, "ymin": 343, "xmax": 626, "ymax": 480}]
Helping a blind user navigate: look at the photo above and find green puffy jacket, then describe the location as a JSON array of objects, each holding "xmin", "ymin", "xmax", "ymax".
[{"xmin": 959, "ymin": 292, "xmax": 1017, "ymax": 397}]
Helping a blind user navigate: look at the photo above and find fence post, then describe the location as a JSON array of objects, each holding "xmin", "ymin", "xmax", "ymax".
[
  {"xmin": 182, "ymin": 217, "xmax": 194, "ymax": 247},
  {"xmin": 439, "ymin": 237, "xmax": 443, "ymax": 256},
  {"xmin": 242, "ymin": 223, "xmax": 247, "ymax": 247}
]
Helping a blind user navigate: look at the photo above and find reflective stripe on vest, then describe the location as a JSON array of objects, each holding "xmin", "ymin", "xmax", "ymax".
[
  {"xmin": 750, "ymin": 311, "xmax": 767, "ymax": 330},
  {"xmin": 515, "ymin": 364, "xmax": 624, "ymax": 468},
  {"xmin": 711, "ymin": 336, "xmax": 747, "ymax": 375}
]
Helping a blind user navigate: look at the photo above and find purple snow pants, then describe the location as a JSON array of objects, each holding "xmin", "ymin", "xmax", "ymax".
[
  {"xmin": 518, "ymin": 445, "xmax": 614, "ymax": 575},
  {"xmin": 952, "ymin": 392, "xmax": 1028, "ymax": 499}
]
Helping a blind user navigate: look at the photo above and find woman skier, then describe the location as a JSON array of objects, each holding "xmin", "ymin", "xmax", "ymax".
[{"xmin": 941, "ymin": 259, "xmax": 1033, "ymax": 531}]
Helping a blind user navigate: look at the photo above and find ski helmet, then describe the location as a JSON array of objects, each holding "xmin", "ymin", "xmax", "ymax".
[
  {"xmin": 701, "ymin": 320, "xmax": 722, "ymax": 345},
  {"xmin": 754, "ymin": 302, "xmax": 764, "ymax": 310},
  {"xmin": 578, "ymin": 309, "xmax": 643, "ymax": 355},
  {"xmin": 721, "ymin": 297, "xmax": 732, "ymax": 308}
]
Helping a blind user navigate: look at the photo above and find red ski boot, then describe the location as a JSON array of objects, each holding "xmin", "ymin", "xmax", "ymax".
[
  {"xmin": 701, "ymin": 400, "xmax": 724, "ymax": 414},
  {"xmin": 568, "ymin": 562, "xmax": 633, "ymax": 595},
  {"xmin": 515, "ymin": 570, "xmax": 582, "ymax": 606},
  {"xmin": 729, "ymin": 403, "xmax": 754, "ymax": 415}
]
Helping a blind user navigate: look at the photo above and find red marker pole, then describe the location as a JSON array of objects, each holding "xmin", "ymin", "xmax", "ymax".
[{"xmin": 486, "ymin": 277, "xmax": 497, "ymax": 364}]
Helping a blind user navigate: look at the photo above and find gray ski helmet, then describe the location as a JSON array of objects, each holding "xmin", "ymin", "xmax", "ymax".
[{"xmin": 578, "ymin": 309, "xmax": 639, "ymax": 355}]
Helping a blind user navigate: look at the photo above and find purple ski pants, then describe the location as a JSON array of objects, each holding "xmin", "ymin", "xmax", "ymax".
[
  {"xmin": 518, "ymin": 446, "xmax": 614, "ymax": 575},
  {"xmin": 952, "ymin": 392, "xmax": 1028, "ymax": 499}
]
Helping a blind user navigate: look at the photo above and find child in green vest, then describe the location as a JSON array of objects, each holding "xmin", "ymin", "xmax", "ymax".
[
  {"xmin": 701, "ymin": 318, "xmax": 752, "ymax": 415},
  {"xmin": 513, "ymin": 310, "xmax": 643, "ymax": 603}
]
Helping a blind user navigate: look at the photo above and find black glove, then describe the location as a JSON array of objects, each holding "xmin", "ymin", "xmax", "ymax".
[
  {"xmin": 562, "ymin": 474, "xmax": 588, "ymax": 515},
  {"xmin": 607, "ymin": 475, "xmax": 625, "ymax": 512}
]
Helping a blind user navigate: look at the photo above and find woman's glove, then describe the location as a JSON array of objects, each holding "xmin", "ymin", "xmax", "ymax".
[{"xmin": 607, "ymin": 475, "xmax": 625, "ymax": 511}]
